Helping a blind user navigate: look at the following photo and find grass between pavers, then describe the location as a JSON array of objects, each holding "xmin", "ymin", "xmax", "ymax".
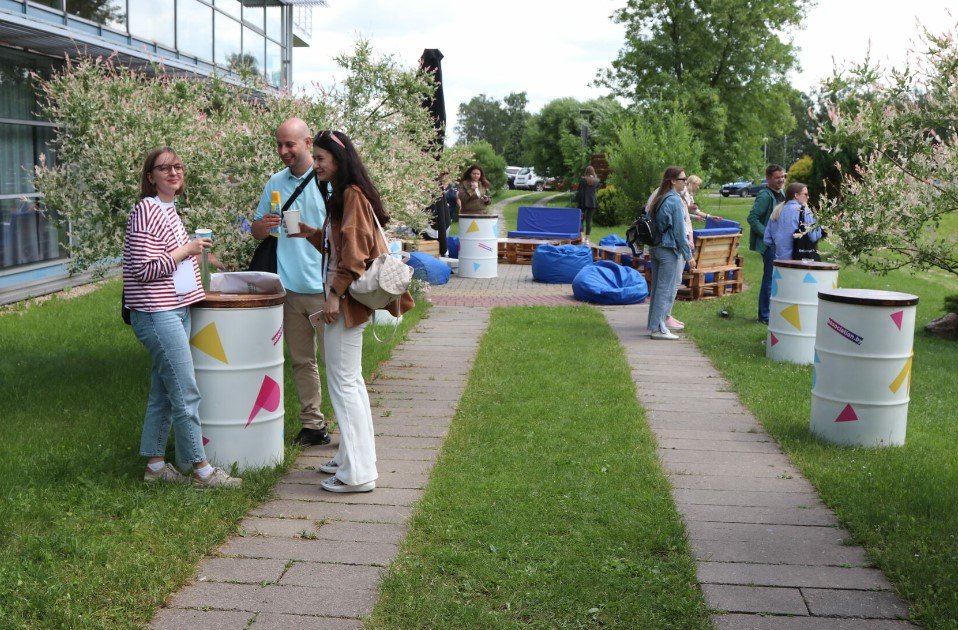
[
  {"xmin": 664, "ymin": 197, "xmax": 958, "ymax": 626},
  {"xmin": 367, "ymin": 306, "xmax": 711, "ymax": 629},
  {"xmin": 0, "ymin": 279, "xmax": 426, "ymax": 628}
]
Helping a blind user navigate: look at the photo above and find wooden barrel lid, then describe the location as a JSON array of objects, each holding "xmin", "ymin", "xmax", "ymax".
[
  {"xmin": 773, "ymin": 259, "xmax": 840, "ymax": 271},
  {"xmin": 195, "ymin": 292, "xmax": 286, "ymax": 308},
  {"xmin": 818, "ymin": 288, "xmax": 918, "ymax": 307},
  {"xmin": 458, "ymin": 213, "xmax": 500, "ymax": 219}
]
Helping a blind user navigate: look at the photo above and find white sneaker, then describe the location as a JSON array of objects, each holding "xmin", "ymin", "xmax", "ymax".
[
  {"xmin": 665, "ymin": 316, "xmax": 685, "ymax": 330},
  {"xmin": 320, "ymin": 476, "xmax": 375, "ymax": 493},
  {"xmin": 192, "ymin": 467, "xmax": 242, "ymax": 488},
  {"xmin": 650, "ymin": 330, "xmax": 680, "ymax": 340},
  {"xmin": 318, "ymin": 460, "xmax": 339, "ymax": 474},
  {"xmin": 144, "ymin": 463, "xmax": 189, "ymax": 484}
]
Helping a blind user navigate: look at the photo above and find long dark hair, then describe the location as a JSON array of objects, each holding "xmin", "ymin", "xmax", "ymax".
[
  {"xmin": 648, "ymin": 166, "xmax": 684, "ymax": 217},
  {"xmin": 313, "ymin": 130, "xmax": 388, "ymax": 226},
  {"xmin": 460, "ymin": 164, "xmax": 490, "ymax": 189}
]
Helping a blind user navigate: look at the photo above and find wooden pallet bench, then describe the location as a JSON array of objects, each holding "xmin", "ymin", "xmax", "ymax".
[
  {"xmin": 497, "ymin": 238, "xmax": 570, "ymax": 264},
  {"xmin": 676, "ymin": 233, "xmax": 744, "ymax": 300}
]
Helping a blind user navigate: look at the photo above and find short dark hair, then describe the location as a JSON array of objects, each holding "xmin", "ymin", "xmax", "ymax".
[
  {"xmin": 140, "ymin": 147, "xmax": 184, "ymax": 199},
  {"xmin": 765, "ymin": 163, "xmax": 785, "ymax": 178}
]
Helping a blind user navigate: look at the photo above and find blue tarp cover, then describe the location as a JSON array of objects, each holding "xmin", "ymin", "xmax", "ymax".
[
  {"xmin": 573, "ymin": 260, "xmax": 648, "ymax": 305},
  {"xmin": 704, "ymin": 218, "xmax": 742, "ymax": 231},
  {"xmin": 531, "ymin": 244, "xmax": 593, "ymax": 284},
  {"xmin": 447, "ymin": 236, "xmax": 460, "ymax": 258},
  {"xmin": 506, "ymin": 206, "xmax": 581, "ymax": 240},
  {"xmin": 598, "ymin": 234, "xmax": 627, "ymax": 246},
  {"xmin": 406, "ymin": 251, "xmax": 451, "ymax": 285},
  {"xmin": 693, "ymin": 227, "xmax": 741, "ymax": 238}
]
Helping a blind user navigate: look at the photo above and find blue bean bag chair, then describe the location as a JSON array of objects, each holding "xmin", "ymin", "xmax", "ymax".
[
  {"xmin": 531, "ymin": 244, "xmax": 593, "ymax": 284},
  {"xmin": 573, "ymin": 260, "xmax": 649, "ymax": 305},
  {"xmin": 598, "ymin": 234, "xmax": 627, "ymax": 247},
  {"xmin": 406, "ymin": 251, "xmax": 451, "ymax": 285},
  {"xmin": 447, "ymin": 236, "xmax": 460, "ymax": 259}
]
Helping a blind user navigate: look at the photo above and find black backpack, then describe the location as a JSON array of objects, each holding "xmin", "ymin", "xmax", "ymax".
[{"xmin": 626, "ymin": 204, "xmax": 662, "ymax": 254}]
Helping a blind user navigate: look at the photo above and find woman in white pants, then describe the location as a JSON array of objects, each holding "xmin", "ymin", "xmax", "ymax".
[{"xmin": 296, "ymin": 130, "xmax": 415, "ymax": 493}]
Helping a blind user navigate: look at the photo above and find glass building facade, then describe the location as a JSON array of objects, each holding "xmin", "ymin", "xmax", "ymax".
[{"xmin": 0, "ymin": 0, "xmax": 312, "ymax": 288}]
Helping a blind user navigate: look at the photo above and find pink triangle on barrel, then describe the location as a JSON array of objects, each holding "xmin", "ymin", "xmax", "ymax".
[
  {"xmin": 247, "ymin": 375, "xmax": 281, "ymax": 427},
  {"xmin": 769, "ymin": 332, "xmax": 779, "ymax": 346},
  {"xmin": 891, "ymin": 310, "xmax": 904, "ymax": 330},
  {"xmin": 835, "ymin": 403, "xmax": 858, "ymax": 422},
  {"xmin": 202, "ymin": 435, "xmax": 209, "ymax": 446}
]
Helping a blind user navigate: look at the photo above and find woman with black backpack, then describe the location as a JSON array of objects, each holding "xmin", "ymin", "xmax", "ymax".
[{"xmin": 646, "ymin": 166, "xmax": 696, "ymax": 340}]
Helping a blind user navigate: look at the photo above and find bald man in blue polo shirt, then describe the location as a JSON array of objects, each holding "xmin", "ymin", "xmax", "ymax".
[{"xmin": 252, "ymin": 118, "xmax": 330, "ymax": 446}]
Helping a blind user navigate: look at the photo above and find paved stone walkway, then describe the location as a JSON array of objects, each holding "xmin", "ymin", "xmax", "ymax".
[{"xmin": 152, "ymin": 262, "xmax": 915, "ymax": 628}]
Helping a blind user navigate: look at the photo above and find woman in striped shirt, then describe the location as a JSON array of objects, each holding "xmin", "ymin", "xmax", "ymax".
[{"xmin": 123, "ymin": 147, "xmax": 241, "ymax": 488}]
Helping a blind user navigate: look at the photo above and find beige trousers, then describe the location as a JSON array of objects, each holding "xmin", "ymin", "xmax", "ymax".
[{"xmin": 284, "ymin": 290, "xmax": 326, "ymax": 430}]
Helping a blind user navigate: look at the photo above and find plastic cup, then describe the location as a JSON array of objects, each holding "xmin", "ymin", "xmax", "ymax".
[
  {"xmin": 195, "ymin": 229, "xmax": 213, "ymax": 290},
  {"xmin": 284, "ymin": 209, "xmax": 301, "ymax": 235}
]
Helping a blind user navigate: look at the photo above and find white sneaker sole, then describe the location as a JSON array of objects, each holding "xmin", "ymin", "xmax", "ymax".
[
  {"xmin": 321, "ymin": 478, "xmax": 375, "ymax": 493},
  {"xmin": 318, "ymin": 462, "xmax": 339, "ymax": 474}
]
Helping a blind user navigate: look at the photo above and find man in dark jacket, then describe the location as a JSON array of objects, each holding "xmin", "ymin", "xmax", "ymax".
[{"xmin": 747, "ymin": 164, "xmax": 787, "ymax": 324}]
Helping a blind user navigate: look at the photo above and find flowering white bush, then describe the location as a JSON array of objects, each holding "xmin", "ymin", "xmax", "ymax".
[
  {"xmin": 34, "ymin": 40, "xmax": 468, "ymax": 275},
  {"xmin": 814, "ymin": 24, "xmax": 958, "ymax": 278}
]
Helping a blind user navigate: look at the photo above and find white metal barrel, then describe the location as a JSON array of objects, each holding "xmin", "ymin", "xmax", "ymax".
[
  {"xmin": 810, "ymin": 289, "xmax": 919, "ymax": 446},
  {"xmin": 190, "ymin": 292, "xmax": 286, "ymax": 471},
  {"xmin": 767, "ymin": 260, "xmax": 840, "ymax": 364},
  {"xmin": 458, "ymin": 213, "xmax": 499, "ymax": 278}
]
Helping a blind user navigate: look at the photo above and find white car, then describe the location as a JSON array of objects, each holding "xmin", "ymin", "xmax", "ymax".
[
  {"xmin": 505, "ymin": 166, "xmax": 521, "ymax": 189},
  {"xmin": 513, "ymin": 167, "xmax": 545, "ymax": 191}
]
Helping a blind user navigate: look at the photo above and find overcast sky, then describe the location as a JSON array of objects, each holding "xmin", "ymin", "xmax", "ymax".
[{"xmin": 292, "ymin": 0, "xmax": 956, "ymax": 142}]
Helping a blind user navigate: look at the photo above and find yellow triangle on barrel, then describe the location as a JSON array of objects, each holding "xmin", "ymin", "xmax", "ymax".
[
  {"xmin": 191, "ymin": 322, "xmax": 228, "ymax": 364},
  {"xmin": 889, "ymin": 355, "xmax": 913, "ymax": 394},
  {"xmin": 781, "ymin": 304, "xmax": 801, "ymax": 330},
  {"xmin": 466, "ymin": 220, "xmax": 480, "ymax": 233}
]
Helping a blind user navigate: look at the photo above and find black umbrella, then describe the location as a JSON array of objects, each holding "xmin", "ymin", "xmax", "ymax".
[{"xmin": 419, "ymin": 48, "xmax": 445, "ymax": 151}]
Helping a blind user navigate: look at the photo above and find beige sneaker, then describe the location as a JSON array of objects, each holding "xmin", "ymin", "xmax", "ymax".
[
  {"xmin": 144, "ymin": 463, "xmax": 189, "ymax": 484},
  {"xmin": 192, "ymin": 467, "xmax": 242, "ymax": 488}
]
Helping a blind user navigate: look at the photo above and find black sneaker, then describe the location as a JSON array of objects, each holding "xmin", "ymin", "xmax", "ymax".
[{"xmin": 295, "ymin": 427, "xmax": 331, "ymax": 446}]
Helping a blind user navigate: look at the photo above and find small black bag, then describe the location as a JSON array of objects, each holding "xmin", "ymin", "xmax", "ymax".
[
  {"xmin": 247, "ymin": 171, "xmax": 317, "ymax": 273},
  {"xmin": 626, "ymin": 202, "xmax": 663, "ymax": 254},
  {"xmin": 121, "ymin": 288, "xmax": 131, "ymax": 325},
  {"xmin": 792, "ymin": 207, "xmax": 821, "ymax": 261}
]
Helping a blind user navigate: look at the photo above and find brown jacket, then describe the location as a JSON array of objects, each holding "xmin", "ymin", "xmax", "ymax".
[
  {"xmin": 323, "ymin": 185, "xmax": 415, "ymax": 328},
  {"xmin": 457, "ymin": 182, "xmax": 491, "ymax": 214}
]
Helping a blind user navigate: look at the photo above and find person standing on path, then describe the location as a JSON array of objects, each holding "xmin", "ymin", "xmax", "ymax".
[
  {"xmin": 575, "ymin": 165, "xmax": 601, "ymax": 244},
  {"xmin": 646, "ymin": 166, "xmax": 695, "ymax": 340},
  {"xmin": 747, "ymin": 164, "xmax": 787, "ymax": 324},
  {"xmin": 251, "ymin": 118, "xmax": 331, "ymax": 447},
  {"xmin": 456, "ymin": 164, "xmax": 492, "ymax": 215},
  {"xmin": 124, "ymin": 147, "xmax": 241, "ymax": 488},
  {"xmin": 296, "ymin": 130, "xmax": 415, "ymax": 493}
]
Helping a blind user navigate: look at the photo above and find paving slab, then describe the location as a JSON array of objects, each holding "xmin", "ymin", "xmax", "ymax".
[
  {"xmin": 602, "ymin": 305, "xmax": 911, "ymax": 625},
  {"xmin": 152, "ymin": 307, "xmax": 486, "ymax": 627}
]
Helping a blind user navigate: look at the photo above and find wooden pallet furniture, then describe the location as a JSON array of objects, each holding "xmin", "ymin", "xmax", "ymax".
[
  {"xmin": 590, "ymin": 244, "xmax": 652, "ymax": 284},
  {"xmin": 497, "ymin": 237, "xmax": 568, "ymax": 264},
  {"xmin": 676, "ymin": 233, "xmax": 744, "ymax": 300}
]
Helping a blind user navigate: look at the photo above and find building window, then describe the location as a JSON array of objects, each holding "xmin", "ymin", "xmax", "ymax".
[
  {"xmin": 242, "ymin": 26, "xmax": 265, "ymax": 77},
  {"xmin": 128, "ymin": 0, "xmax": 175, "ymax": 48},
  {"xmin": 265, "ymin": 5, "xmax": 281, "ymax": 41},
  {"xmin": 66, "ymin": 0, "xmax": 127, "ymax": 32},
  {"xmin": 242, "ymin": 4, "xmax": 264, "ymax": 31},
  {"xmin": 214, "ymin": 11, "xmax": 242, "ymax": 70},
  {"xmin": 176, "ymin": 0, "xmax": 213, "ymax": 62},
  {"xmin": 215, "ymin": 0, "xmax": 240, "ymax": 20},
  {"xmin": 265, "ymin": 39, "xmax": 281, "ymax": 87}
]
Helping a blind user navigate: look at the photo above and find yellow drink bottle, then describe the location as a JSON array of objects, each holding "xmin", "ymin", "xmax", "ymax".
[{"xmin": 270, "ymin": 191, "xmax": 281, "ymax": 237}]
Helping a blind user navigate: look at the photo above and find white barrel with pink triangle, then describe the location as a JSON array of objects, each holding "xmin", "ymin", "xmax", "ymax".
[
  {"xmin": 810, "ymin": 289, "xmax": 918, "ymax": 446},
  {"xmin": 458, "ymin": 213, "xmax": 499, "ymax": 278},
  {"xmin": 189, "ymin": 292, "xmax": 286, "ymax": 471},
  {"xmin": 767, "ymin": 260, "xmax": 840, "ymax": 364}
]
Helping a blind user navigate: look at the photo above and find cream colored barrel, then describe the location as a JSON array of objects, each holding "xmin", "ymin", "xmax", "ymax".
[
  {"xmin": 190, "ymin": 292, "xmax": 286, "ymax": 471},
  {"xmin": 810, "ymin": 289, "xmax": 918, "ymax": 447},
  {"xmin": 458, "ymin": 213, "xmax": 499, "ymax": 278},
  {"xmin": 767, "ymin": 260, "xmax": 840, "ymax": 364}
]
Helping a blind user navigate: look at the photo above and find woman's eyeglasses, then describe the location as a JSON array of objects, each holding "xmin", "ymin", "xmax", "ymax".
[{"xmin": 152, "ymin": 163, "xmax": 185, "ymax": 174}]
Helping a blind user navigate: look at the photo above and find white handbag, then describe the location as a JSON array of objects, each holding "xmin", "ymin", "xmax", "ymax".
[{"xmin": 348, "ymin": 209, "xmax": 413, "ymax": 311}]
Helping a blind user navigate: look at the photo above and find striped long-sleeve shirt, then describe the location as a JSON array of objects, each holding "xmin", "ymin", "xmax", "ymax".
[{"xmin": 122, "ymin": 196, "xmax": 205, "ymax": 312}]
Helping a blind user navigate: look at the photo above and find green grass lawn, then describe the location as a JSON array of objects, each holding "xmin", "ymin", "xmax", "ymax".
[
  {"xmin": 367, "ymin": 307, "xmax": 711, "ymax": 629},
  {"xmin": 0, "ymin": 280, "xmax": 426, "ymax": 628}
]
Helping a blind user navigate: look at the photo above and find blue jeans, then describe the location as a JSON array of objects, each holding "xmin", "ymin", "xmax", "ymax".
[
  {"xmin": 648, "ymin": 246, "xmax": 681, "ymax": 333},
  {"xmin": 131, "ymin": 307, "xmax": 206, "ymax": 464},
  {"xmin": 758, "ymin": 248, "xmax": 775, "ymax": 322}
]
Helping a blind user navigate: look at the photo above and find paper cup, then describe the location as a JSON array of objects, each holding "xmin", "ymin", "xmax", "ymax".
[
  {"xmin": 195, "ymin": 228, "xmax": 212, "ymax": 240},
  {"xmin": 283, "ymin": 210, "xmax": 301, "ymax": 235}
]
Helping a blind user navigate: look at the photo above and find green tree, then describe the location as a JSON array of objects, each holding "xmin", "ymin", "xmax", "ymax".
[
  {"xmin": 814, "ymin": 23, "xmax": 958, "ymax": 278},
  {"xmin": 605, "ymin": 102, "xmax": 704, "ymax": 209},
  {"xmin": 454, "ymin": 92, "xmax": 530, "ymax": 165},
  {"xmin": 597, "ymin": 0, "xmax": 809, "ymax": 180}
]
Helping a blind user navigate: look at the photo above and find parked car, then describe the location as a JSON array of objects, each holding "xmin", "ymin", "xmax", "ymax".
[
  {"xmin": 514, "ymin": 167, "xmax": 545, "ymax": 191},
  {"xmin": 505, "ymin": 166, "xmax": 521, "ymax": 189},
  {"xmin": 745, "ymin": 180, "xmax": 768, "ymax": 197},
  {"xmin": 720, "ymin": 180, "xmax": 752, "ymax": 197}
]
